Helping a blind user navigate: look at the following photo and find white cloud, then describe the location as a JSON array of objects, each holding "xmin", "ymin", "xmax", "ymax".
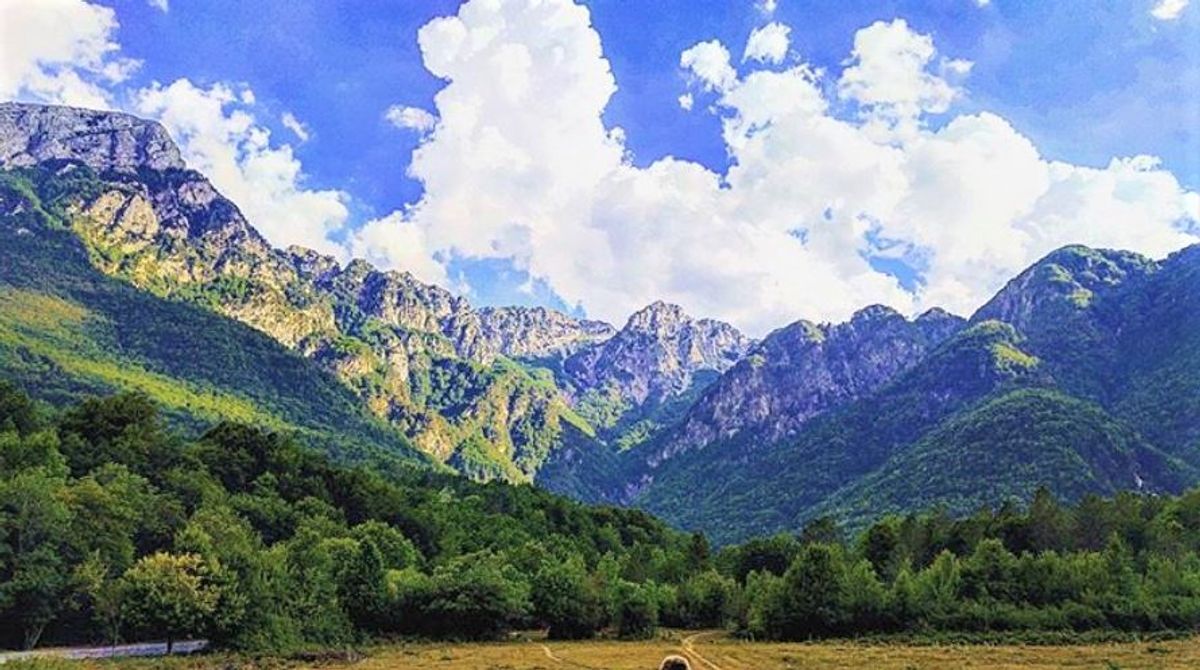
[
  {"xmin": 837, "ymin": 19, "xmax": 964, "ymax": 139},
  {"xmin": 944, "ymin": 58, "xmax": 974, "ymax": 76},
  {"xmin": 756, "ymin": 0, "xmax": 778, "ymax": 14},
  {"xmin": 1151, "ymin": 0, "xmax": 1188, "ymax": 20},
  {"xmin": 974, "ymin": 0, "xmax": 991, "ymax": 6},
  {"xmin": 134, "ymin": 79, "xmax": 350, "ymax": 258},
  {"xmin": 350, "ymin": 211, "xmax": 452, "ymax": 288},
  {"xmin": 680, "ymin": 40, "xmax": 738, "ymax": 92},
  {"xmin": 354, "ymin": 0, "xmax": 1197, "ymax": 336},
  {"xmin": 385, "ymin": 104, "xmax": 438, "ymax": 132},
  {"xmin": 11, "ymin": 0, "xmax": 1190, "ymax": 336},
  {"xmin": 678, "ymin": 93, "xmax": 694, "ymax": 111},
  {"xmin": 146, "ymin": 0, "xmax": 168, "ymax": 12},
  {"xmin": 743, "ymin": 22, "xmax": 791, "ymax": 64},
  {"xmin": 281, "ymin": 111, "xmax": 310, "ymax": 142},
  {"xmin": 0, "ymin": 0, "xmax": 139, "ymax": 108}
]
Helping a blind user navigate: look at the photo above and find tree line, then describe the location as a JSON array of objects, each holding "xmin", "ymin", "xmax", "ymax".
[{"xmin": 2, "ymin": 383, "xmax": 1200, "ymax": 651}]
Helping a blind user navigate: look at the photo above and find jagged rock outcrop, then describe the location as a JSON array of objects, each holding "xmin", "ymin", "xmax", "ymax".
[
  {"xmin": 478, "ymin": 306, "xmax": 615, "ymax": 359},
  {"xmin": 659, "ymin": 305, "xmax": 966, "ymax": 462},
  {"xmin": 0, "ymin": 103, "xmax": 183, "ymax": 173},
  {"xmin": 563, "ymin": 301, "xmax": 751, "ymax": 406},
  {"xmin": 0, "ymin": 102, "xmax": 587, "ymax": 482}
]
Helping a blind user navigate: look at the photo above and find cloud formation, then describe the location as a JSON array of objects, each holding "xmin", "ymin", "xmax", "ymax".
[
  {"xmin": 134, "ymin": 79, "xmax": 351, "ymax": 258},
  {"xmin": 0, "ymin": 0, "xmax": 138, "ymax": 108},
  {"xmin": 1151, "ymin": 0, "xmax": 1189, "ymax": 20},
  {"xmin": 680, "ymin": 40, "xmax": 738, "ymax": 92},
  {"xmin": 743, "ymin": 22, "xmax": 791, "ymax": 64},
  {"xmin": 385, "ymin": 104, "xmax": 438, "ymax": 132},
  {"xmin": 4, "ymin": 0, "xmax": 1196, "ymax": 336},
  {"xmin": 355, "ymin": 0, "xmax": 1198, "ymax": 335},
  {"xmin": 281, "ymin": 111, "xmax": 310, "ymax": 142}
]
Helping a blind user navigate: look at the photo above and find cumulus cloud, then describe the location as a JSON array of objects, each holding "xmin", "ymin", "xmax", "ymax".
[
  {"xmin": 680, "ymin": 40, "xmax": 737, "ymax": 92},
  {"xmin": 743, "ymin": 22, "xmax": 791, "ymax": 64},
  {"xmin": 0, "ymin": 0, "xmax": 139, "ymax": 108},
  {"xmin": 385, "ymin": 104, "xmax": 438, "ymax": 132},
  {"xmin": 1151, "ymin": 0, "xmax": 1188, "ymax": 20},
  {"xmin": 837, "ymin": 19, "xmax": 966, "ymax": 139},
  {"xmin": 134, "ymin": 79, "xmax": 350, "ymax": 257},
  {"xmin": 354, "ymin": 1, "xmax": 1197, "ymax": 335},
  {"xmin": 756, "ymin": 0, "xmax": 778, "ymax": 14},
  {"xmin": 146, "ymin": 0, "xmax": 168, "ymax": 12},
  {"xmin": 678, "ymin": 93, "xmax": 694, "ymax": 111}
]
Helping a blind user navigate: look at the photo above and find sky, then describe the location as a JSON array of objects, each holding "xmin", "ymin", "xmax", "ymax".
[{"xmin": 2, "ymin": 0, "xmax": 1198, "ymax": 335}]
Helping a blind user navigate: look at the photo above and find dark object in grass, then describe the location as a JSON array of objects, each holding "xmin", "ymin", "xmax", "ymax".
[{"xmin": 659, "ymin": 655, "xmax": 691, "ymax": 670}]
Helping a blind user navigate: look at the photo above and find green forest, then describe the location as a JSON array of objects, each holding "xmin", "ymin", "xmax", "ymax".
[{"xmin": 4, "ymin": 383, "xmax": 1200, "ymax": 653}]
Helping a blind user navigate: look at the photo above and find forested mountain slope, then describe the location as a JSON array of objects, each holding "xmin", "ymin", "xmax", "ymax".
[
  {"xmin": 3, "ymin": 102, "xmax": 1197, "ymax": 543},
  {"xmin": 630, "ymin": 246, "xmax": 1200, "ymax": 544},
  {"xmin": 0, "ymin": 166, "xmax": 429, "ymax": 471},
  {"xmin": 0, "ymin": 102, "xmax": 754, "ymax": 485}
]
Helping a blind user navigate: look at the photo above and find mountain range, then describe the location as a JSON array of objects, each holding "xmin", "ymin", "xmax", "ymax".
[{"xmin": 2, "ymin": 102, "xmax": 1197, "ymax": 543}]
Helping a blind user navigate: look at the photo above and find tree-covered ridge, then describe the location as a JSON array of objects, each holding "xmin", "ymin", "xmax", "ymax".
[
  {"xmin": 0, "ymin": 161, "xmax": 595, "ymax": 484},
  {"xmin": 630, "ymin": 242, "xmax": 1200, "ymax": 544},
  {"xmin": 0, "ymin": 168, "xmax": 427, "ymax": 472},
  {"xmin": 0, "ymin": 383, "xmax": 710, "ymax": 650},
  {"xmin": 4, "ymin": 383, "xmax": 1200, "ymax": 652}
]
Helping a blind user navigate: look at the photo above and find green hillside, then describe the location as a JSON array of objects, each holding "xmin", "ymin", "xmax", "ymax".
[
  {"xmin": 633, "ymin": 322, "xmax": 1039, "ymax": 540},
  {"xmin": 813, "ymin": 388, "xmax": 1191, "ymax": 526},
  {"xmin": 0, "ymin": 168, "xmax": 430, "ymax": 472},
  {"xmin": 635, "ymin": 318, "xmax": 1193, "ymax": 545},
  {"xmin": 969, "ymin": 245, "xmax": 1200, "ymax": 465}
]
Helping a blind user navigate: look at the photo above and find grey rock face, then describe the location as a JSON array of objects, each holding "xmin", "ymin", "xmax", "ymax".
[
  {"xmin": 0, "ymin": 102, "xmax": 184, "ymax": 174},
  {"xmin": 478, "ymin": 306, "xmax": 616, "ymax": 359},
  {"xmin": 659, "ymin": 304, "xmax": 966, "ymax": 463},
  {"xmin": 315, "ymin": 259, "xmax": 495, "ymax": 363},
  {"xmin": 0, "ymin": 102, "xmax": 639, "ymax": 483},
  {"xmin": 562, "ymin": 300, "xmax": 752, "ymax": 405}
]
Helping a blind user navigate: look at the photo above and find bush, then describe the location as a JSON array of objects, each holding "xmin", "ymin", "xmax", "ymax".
[{"xmin": 615, "ymin": 581, "xmax": 659, "ymax": 640}]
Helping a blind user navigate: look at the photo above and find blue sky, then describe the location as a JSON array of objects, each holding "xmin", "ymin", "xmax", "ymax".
[
  {"xmin": 102, "ymin": 0, "xmax": 1199, "ymax": 207},
  {"xmin": 4, "ymin": 0, "xmax": 1195, "ymax": 333}
]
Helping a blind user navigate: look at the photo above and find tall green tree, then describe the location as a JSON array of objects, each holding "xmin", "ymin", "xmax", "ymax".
[
  {"xmin": 531, "ymin": 556, "xmax": 602, "ymax": 639},
  {"xmin": 120, "ymin": 552, "xmax": 219, "ymax": 653}
]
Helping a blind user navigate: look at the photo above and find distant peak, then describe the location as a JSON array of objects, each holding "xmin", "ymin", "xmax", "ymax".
[
  {"xmin": 287, "ymin": 245, "xmax": 341, "ymax": 281},
  {"xmin": 850, "ymin": 304, "xmax": 903, "ymax": 323},
  {"xmin": 625, "ymin": 300, "xmax": 689, "ymax": 331},
  {"xmin": 0, "ymin": 102, "xmax": 185, "ymax": 174}
]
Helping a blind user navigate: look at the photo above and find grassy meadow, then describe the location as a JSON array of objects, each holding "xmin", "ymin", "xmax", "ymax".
[{"xmin": 12, "ymin": 632, "xmax": 1200, "ymax": 670}]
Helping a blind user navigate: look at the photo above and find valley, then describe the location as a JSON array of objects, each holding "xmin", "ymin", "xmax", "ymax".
[
  {"xmin": 3, "ymin": 102, "xmax": 1198, "ymax": 544},
  {"xmin": 0, "ymin": 92, "xmax": 1199, "ymax": 669}
]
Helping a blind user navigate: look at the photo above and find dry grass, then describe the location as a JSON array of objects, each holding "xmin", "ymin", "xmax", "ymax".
[
  {"xmin": 350, "ymin": 633, "xmax": 1200, "ymax": 670},
  {"xmin": 22, "ymin": 632, "xmax": 1200, "ymax": 670}
]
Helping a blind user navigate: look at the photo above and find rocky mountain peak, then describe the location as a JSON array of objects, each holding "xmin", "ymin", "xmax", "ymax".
[
  {"xmin": 286, "ymin": 246, "xmax": 341, "ymax": 284},
  {"xmin": 972, "ymin": 245, "xmax": 1158, "ymax": 334},
  {"xmin": 478, "ymin": 306, "xmax": 616, "ymax": 359},
  {"xmin": 850, "ymin": 304, "xmax": 904, "ymax": 323},
  {"xmin": 915, "ymin": 307, "xmax": 967, "ymax": 340},
  {"xmin": 651, "ymin": 306, "xmax": 966, "ymax": 471},
  {"xmin": 624, "ymin": 300, "xmax": 690, "ymax": 335},
  {"xmin": 563, "ymin": 302, "xmax": 751, "ymax": 406},
  {"xmin": 0, "ymin": 102, "xmax": 184, "ymax": 174}
]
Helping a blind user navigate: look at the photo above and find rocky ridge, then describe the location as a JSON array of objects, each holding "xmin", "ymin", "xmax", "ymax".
[{"xmin": 0, "ymin": 102, "xmax": 752, "ymax": 483}]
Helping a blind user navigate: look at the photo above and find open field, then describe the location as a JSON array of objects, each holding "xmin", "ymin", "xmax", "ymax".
[{"xmin": 12, "ymin": 632, "xmax": 1200, "ymax": 670}]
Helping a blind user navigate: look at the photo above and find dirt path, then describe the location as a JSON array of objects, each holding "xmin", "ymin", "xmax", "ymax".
[
  {"xmin": 540, "ymin": 643, "xmax": 564, "ymax": 663},
  {"xmin": 681, "ymin": 631, "xmax": 726, "ymax": 670},
  {"xmin": 537, "ymin": 642, "xmax": 607, "ymax": 669}
]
